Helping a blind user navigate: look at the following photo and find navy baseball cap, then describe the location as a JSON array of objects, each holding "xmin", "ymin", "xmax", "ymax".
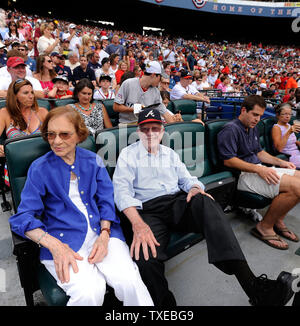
[{"xmin": 138, "ymin": 108, "xmax": 162, "ymax": 125}]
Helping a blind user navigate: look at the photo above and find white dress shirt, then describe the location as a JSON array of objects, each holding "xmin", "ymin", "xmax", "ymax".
[{"xmin": 113, "ymin": 141, "xmax": 204, "ymax": 212}]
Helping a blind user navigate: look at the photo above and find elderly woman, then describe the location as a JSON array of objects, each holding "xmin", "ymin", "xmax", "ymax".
[
  {"xmin": 0, "ymin": 79, "xmax": 48, "ymax": 156},
  {"xmin": 9, "ymin": 106, "xmax": 153, "ymax": 306},
  {"xmin": 272, "ymin": 102, "xmax": 300, "ymax": 168},
  {"xmin": 67, "ymin": 78, "xmax": 112, "ymax": 135}
]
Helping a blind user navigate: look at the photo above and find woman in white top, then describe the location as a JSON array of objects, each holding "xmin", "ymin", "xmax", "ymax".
[
  {"xmin": 4, "ymin": 21, "xmax": 25, "ymax": 49},
  {"xmin": 95, "ymin": 57, "xmax": 117, "ymax": 89},
  {"xmin": 37, "ymin": 23, "xmax": 60, "ymax": 56},
  {"xmin": 199, "ymin": 73, "xmax": 212, "ymax": 90},
  {"xmin": 108, "ymin": 53, "xmax": 119, "ymax": 76}
]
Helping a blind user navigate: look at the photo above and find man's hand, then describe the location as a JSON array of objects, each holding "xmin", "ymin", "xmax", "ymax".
[
  {"xmin": 257, "ymin": 165, "xmax": 281, "ymax": 185},
  {"xmin": 131, "ymin": 221, "xmax": 160, "ymax": 261},
  {"xmin": 278, "ymin": 160, "xmax": 296, "ymax": 170},
  {"xmin": 186, "ymin": 186, "xmax": 214, "ymax": 203}
]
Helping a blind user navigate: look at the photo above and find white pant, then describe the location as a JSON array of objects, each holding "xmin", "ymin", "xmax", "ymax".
[
  {"xmin": 237, "ymin": 165, "xmax": 295, "ymax": 199},
  {"xmin": 42, "ymin": 237, "xmax": 153, "ymax": 306}
]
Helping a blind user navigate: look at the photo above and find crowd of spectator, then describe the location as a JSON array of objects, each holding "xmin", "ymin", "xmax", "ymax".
[{"xmin": 0, "ymin": 8, "xmax": 299, "ymax": 108}]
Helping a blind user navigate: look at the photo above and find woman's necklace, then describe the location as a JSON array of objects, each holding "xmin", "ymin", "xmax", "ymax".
[{"xmin": 78, "ymin": 103, "xmax": 93, "ymax": 112}]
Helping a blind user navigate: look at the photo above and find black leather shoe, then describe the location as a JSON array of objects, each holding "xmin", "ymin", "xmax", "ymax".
[{"xmin": 249, "ymin": 271, "xmax": 297, "ymax": 306}]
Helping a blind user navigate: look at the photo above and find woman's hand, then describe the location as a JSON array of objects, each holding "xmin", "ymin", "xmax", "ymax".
[
  {"xmin": 88, "ymin": 232, "xmax": 110, "ymax": 264},
  {"xmin": 50, "ymin": 241, "xmax": 83, "ymax": 284}
]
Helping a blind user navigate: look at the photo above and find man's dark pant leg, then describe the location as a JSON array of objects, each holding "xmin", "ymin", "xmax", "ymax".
[
  {"xmin": 176, "ymin": 193, "xmax": 246, "ymax": 274},
  {"xmin": 117, "ymin": 207, "xmax": 177, "ymax": 306}
]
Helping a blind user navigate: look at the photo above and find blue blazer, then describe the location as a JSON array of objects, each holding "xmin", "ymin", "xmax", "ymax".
[{"xmin": 10, "ymin": 147, "xmax": 125, "ymax": 260}]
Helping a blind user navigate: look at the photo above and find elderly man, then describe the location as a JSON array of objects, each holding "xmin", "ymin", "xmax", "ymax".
[
  {"xmin": 112, "ymin": 107, "xmax": 296, "ymax": 307},
  {"xmin": 65, "ymin": 51, "xmax": 80, "ymax": 72},
  {"xmin": 0, "ymin": 56, "xmax": 44, "ymax": 98}
]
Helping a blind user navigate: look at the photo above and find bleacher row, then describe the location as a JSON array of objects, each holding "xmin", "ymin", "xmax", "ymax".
[{"xmin": 3, "ymin": 93, "xmax": 295, "ymax": 305}]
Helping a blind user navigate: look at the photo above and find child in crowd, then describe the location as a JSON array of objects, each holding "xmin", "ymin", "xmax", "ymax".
[
  {"xmin": 93, "ymin": 75, "xmax": 115, "ymax": 100},
  {"xmin": 47, "ymin": 75, "xmax": 73, "ymax": 99}
]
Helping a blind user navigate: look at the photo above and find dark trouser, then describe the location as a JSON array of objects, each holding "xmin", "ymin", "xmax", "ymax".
[{"xmin": 119, "ymin": 191, "xmax": 246, "ymax": 306}]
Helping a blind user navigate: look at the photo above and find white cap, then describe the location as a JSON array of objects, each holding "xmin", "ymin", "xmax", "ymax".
[
  {"xmin": 260, "ymin": 83, "xmax": 267, "ymax": 89},
  {"xmin": 69, "ymin": 23, "xmax": 76, "ymax": 29},
  {"xmin": 145, "ymin": 61, "xmax": 161, "ymax": 74},
  {"xmin": 100, "ymin": 35, "xmax": 108, "ymax": 41},
  {"xmin": 0, "ymin": 41, "xmax": 5, "ymax": 49}
]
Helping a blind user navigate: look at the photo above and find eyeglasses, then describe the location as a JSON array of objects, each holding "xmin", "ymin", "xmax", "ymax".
[
  {"xmin": 18, "ymin": 48, "xmax": 26, "ymax": 52},
  {"xmin": 44, "ymin": 132, "xmax": 74, "ymax": 140},
  {"xmin": 280, "ymin": 113, "xmax": 292, "ymax": 116},
  {"xmin": 139, "ymin": 126, "xmax": 162, "ymax": 133}
]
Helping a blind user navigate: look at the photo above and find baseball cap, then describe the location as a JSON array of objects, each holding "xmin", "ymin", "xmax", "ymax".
[
  {"xmin": 51, "ymin": 52, "xmax": 63, "ymax": 58},
  {"xmin": 145, "ymin": 61, "xmax": 161, "ymax": 74},
  {"xmin": 99, "ymin": 74, "xmax": 112, "ymax": 82},
  {"xmin": 7, "ymin": 57, "xmax": 26, "ymax": 68},
  {"xmin": 180, "ymin": 70, "xmax": 192, "ymax": 79},
  {"xmin": 100, "ymin": 36, "xmax": 108, "ymax": 41},
  {"xmin": 138, "ymin": 108, "xmax": 162, "ymax": 125},
  {"xmin": 69, "ymin": 23, "xmax": 76, "ymax": 29},
  {"xmin": 0, "ymin": 41, "xmax": 5, "ymax": 49},
  {"xmin": 260, "ymin": 83, "xmax": 267, "ymax": 89},
  {"xmin": 52, "ymin": 75, "xmax": 69, "ymax": 84}
]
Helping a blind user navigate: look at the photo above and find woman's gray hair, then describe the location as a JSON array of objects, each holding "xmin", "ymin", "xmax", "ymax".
[{"xmin": 275, "ymin": 102, "xmax": 292, "ymax": 115}]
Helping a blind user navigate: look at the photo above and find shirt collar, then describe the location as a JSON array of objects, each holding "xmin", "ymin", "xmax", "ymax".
[{"xmin": 137, "ymin": 140, "xmax": 168, "ymax": 158}]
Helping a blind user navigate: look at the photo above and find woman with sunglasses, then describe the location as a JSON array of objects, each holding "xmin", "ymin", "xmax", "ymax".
[
  {"xmin": 272, "ymin": 102, "xmax": 300, "ymax": 168},
  {"xmin": 9, "ymin": 106, "xmax": 153, "ymax": 306},
  {"xmin": 0, "ymin": 79, "xmax": 48, "ymax": 157},
  {"xmin": 3, "ymin": 21, "xmax": 26, "ymax": 49},
  {"xmin": 33, "ymin": 55, "xmax": 57, "ymax": 96},
  {"xmin": 67, "ymin": 78, "xmax": 112, "ymax": 136}
]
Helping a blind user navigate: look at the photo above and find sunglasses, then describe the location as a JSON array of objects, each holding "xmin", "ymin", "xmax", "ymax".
[
  {"xmin": 44, "ymin": 132, "xmax": 74, "ymax": 140},
  {"xmin": 13, "ymin": 78, "xmax": 26, "ymax": 93},
  {"xmin": 139, "ymin": 126, "xmax": 162, "ymax": 134},
  {"xmin": 45, "ymin": 59, "xmax": 53, "ymax": 63}
]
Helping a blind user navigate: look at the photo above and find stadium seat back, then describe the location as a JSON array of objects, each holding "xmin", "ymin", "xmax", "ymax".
[
  {"xmin": 170, "ymin": 99, "xmax": 198, "ymax": 121},
  {"xmin": 101, "ymin": 99, "xmax": 119, "ymax": 126}
]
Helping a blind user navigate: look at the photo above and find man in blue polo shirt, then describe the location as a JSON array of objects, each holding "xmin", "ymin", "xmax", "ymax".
[{"xmin": 218, "ymin": 95, "xmax": 300, "ymax": 250}]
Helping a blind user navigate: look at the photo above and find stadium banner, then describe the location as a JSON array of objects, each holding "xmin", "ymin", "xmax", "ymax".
[{"xmin": 140, "ymin": 0, "xmax": 300, "ymax": 18}]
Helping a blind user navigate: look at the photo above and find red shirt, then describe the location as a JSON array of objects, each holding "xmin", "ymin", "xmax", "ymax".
[{"xmin": 55, "ymin": 90, "xmax": 73, "ymax": 99}]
